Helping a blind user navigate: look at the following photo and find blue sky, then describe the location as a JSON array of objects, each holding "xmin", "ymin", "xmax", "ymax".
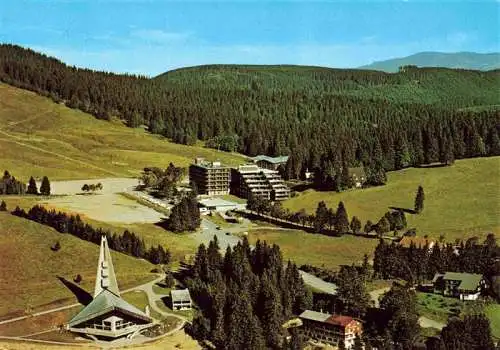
[{"xmin": 0, "ymin": 0, "xmax": 498, "ymax": 76}]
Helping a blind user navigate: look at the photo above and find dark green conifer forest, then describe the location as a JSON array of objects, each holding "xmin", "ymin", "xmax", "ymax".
[
  {"xmin": 1, "ymin": 44, "xmax": 499, "ymax": 188},
  {"xmin": 185, "ymin": 237, "xmax": 312, "ymax": 349}
]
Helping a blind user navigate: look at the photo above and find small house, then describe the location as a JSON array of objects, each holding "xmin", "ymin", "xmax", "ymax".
[
  {"xmin": 432, "ymin": 272, "xmax": 484, "ymax": 300},
  {"xmin": 171, "ymin": 289, "xmax": 192, "ymax": 310}
]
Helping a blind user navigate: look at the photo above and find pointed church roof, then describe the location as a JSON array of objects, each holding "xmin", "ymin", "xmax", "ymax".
[
  {"xmin": 68, "ymin": 235, "xmax": 152, "ymax": 328},
  {"xmin": 94, "ymin": 235, "xmax": 120, "ymax": 297},
  {"xmin": 68, "ymin": 289, "xmax": 151, "ymax": 327}
]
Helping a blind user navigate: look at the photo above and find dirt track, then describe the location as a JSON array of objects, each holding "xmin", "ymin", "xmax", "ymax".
[{"xmin": 38, "ymin": 178, "xmax": 166, "ymax": 224}]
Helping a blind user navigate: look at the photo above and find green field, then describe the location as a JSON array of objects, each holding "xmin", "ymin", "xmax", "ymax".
[
  {"xmin": 486, "ymin": 304, "xmax": 500, "ymax": 340},
  {"xmin": 247, "ymin": 228, "xmax": 378, "ymax": 270},
  {"xmin": 417, "ymin": 292, "xmax": 500, "ymax": 339},
  {"xmin": 417, "ymin": 292, "xmax": 466, "ymax": 324},
  {"xmin": 0, "ymin": 195, "xmax": 199, "ymax": 263},
  {"xmin": 284, "ymin": 157, "xmax": 500, "ymax": 241},
  {"xmin": 0, "ymin": 212, "xmax": 155, "ymax": 317},
  {"xmin": 0, "ymin": 83, "xmax": 246, "ymax": 181}
]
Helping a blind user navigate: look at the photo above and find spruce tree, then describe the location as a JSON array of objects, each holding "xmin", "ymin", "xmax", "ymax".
[
  {"xmin": 40, "ymin": 176, "xmax": 51, "ymax": 195},
  {"xmin": 314, "ymin": 201, "xmax": 329, "ymax": 232},
  {"xmin": 376, "ymin": 216, "xmax": 390, "ymax": 235},
  {"xmin": 364, "ymin": 220, "xmax": 373, "ymax": 233},
  {"xmin": 0, "ymin": 200, "xmax": 6, "ymax": 211},
  {"xmin": 414, "ymin": 185, "xmax": 425, "ymax": 213},
  {"xmin": 27, "ymin": 176, "xmax": 38, "ymax": 195},
  {"xmin": 350, "ymin": 216, "xmax": 361, "ymax": 233},
  {"xmin": 335, "ymin": 201, "xmax": 349, "ymax": 234}
]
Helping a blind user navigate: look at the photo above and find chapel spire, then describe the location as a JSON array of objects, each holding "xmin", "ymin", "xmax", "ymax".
[{"xmin": 94, "ymin": 235, "xmax": 120, "ymax": 297}]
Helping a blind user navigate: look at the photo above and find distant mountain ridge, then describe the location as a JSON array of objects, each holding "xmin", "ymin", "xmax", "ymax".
[{"xmin": 360, "ymin": 52, "xmax": 500, "ymax": 72}]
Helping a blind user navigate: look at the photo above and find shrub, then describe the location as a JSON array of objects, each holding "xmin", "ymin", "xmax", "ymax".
[{"xmin": 51, "ymin": 241, "xmax": 61, "ymax": 251}]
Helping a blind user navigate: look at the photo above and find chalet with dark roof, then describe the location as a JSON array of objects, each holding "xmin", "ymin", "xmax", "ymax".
[{"xmin": 432, "ymin": 272, "xmax": 485, "ymax": 300}]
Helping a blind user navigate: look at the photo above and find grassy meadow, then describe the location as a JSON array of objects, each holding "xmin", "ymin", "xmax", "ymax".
[
  {"xmin": 0, "ymin": 212, "xmax": 155, "ymax": 317},
  {"xmin": 247, "ymin": 228, "xmax": 378, "ymax": 270},
  {"xmin": 0, "ymin": 83, "xmax": 246, "ymax": 181},
  {"xmin": 0, "ymin": 195, "xmax": 199, "ymax": 263},
  {"xmin": 486, "ymin": 304, "xmax": 500, "ymax": 340},
  {"xmin": 284, "ymin": 157, "xmax": 500, "ymax": 241}
]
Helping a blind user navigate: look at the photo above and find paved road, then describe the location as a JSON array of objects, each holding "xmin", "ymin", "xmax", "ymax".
[
  {"xmin": 197, "ymin": 218, "xmax": 246, "ymax": 251},
  {"xmin": 130, "ymin": 275, "xmax": 190, "ymax": 325},
  {"xmin": 299, "ymin": 271, "xmax": 338, "ymax": 295}
]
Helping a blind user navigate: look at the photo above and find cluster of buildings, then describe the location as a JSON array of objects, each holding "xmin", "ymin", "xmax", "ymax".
[
  {"xmin": 295, "ymin": 271, "xmax": 485, "ymax": 348},
  {"xmin": 188, "ymin": 156, "xmax": 290, "ymax": 201}
]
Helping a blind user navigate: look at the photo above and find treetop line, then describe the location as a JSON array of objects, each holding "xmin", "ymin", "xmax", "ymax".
[{"xmin": 0, "ymin": 44, "xmax": 499, "ymax": 190}]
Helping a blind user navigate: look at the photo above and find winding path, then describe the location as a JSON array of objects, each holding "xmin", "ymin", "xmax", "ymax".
[{"xmin": 129, "ymin": 275, "xmax": 190, "ymax": 325}]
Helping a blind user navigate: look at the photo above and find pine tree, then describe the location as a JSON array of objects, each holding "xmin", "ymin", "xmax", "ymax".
[
  {"xmin": 260, "ymin": 272, "xmax": 284, "ymax": 349},
  {"xmin": 335, "ymin": 201, "xmax": 349, "ymax": 234},
  {"xmin": 414, "ymin": 185, "xmax": 425, "ymax": 213},
  {"xmin": 27, "ymin": 176, "xmax": 38, "ymax": 195},
  {"xmin": 40, "ymin": 176, "xmax": 51, "ymax": 195},
  {"xmin": 364, "ymin": 220, "xmax": 373, "ymax": 233},
  {"xmin": 0, "ymin": 200, "xmax": 6, "ymax": 211},
  {"xmin": 314, "ymin": 201, "xmax": 329, "ymax": 232},
  {"xmin": 379, "ymin": 284, "xmax": 419, "ymax": 348},
  {"xmin": 336, "ymin": 265, "xmax": 371, "ymax": 318},
  {"xmin": 350, "ymin": 216, "xmax": 362, "ymax": 233},
  {"xmin": 376, "ymin": 216, "xmax": 390, "ymax": 236}
]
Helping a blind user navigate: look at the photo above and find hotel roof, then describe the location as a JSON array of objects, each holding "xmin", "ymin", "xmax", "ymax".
[{"xmin": 252, "ymin": 155, "xmax": 289, "ymax": 164}]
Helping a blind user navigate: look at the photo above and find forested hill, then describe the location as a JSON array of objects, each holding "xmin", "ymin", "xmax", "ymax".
[
  {"xmin": 156, "ymin": 64, "xmax": 500, "ymax": 107},
  {"xmin": 1, "ymin": 44, "xmax": 499, "ymax": 189},
  {"xmin": 360, "ymin": 51, "xmax": 500, "ymax": 73}
]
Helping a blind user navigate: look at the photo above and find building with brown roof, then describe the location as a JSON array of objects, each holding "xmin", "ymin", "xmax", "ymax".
[
  {"xmin": 399, "ymin": 236, "xmax": 436, "ymax": 250},
  {"xmin": 298, "ymin": 310, "xmax": 362, "ymax": 348}
]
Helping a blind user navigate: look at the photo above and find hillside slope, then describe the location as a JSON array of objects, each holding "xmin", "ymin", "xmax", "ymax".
[
  {"xmin": 284, "ymin": 157, "xmax": 500, "ymax": 240},
  {"xmin": 157, "ymin": 63, "xmax": 500, "ymax": 106},
  {"xmin": 0, "ymin": 212, "xmax": 154, "ymax": 316},
  {"xmin": 0, "ymin": 83, "xmax": 246, "ymax": 180},
  {"xmin": 1, "ymin": 45, "xmax": 499, "ymax": 190},
  {"xmin": 360, "ymin": 51, "xmax": 500, "ymax": 72}
]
